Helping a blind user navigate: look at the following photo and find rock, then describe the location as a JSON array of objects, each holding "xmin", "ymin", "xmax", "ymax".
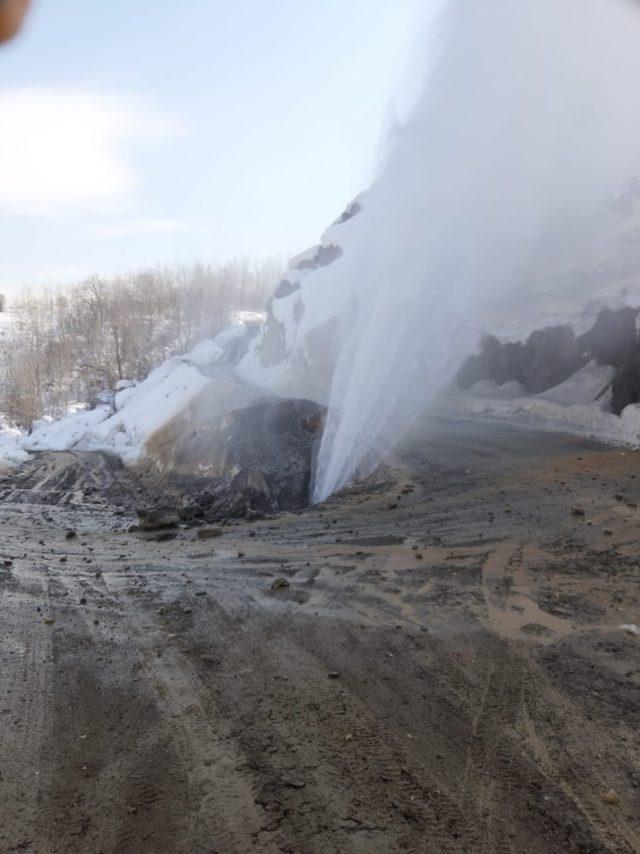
[
  {"xmin": 328, "ymin": 671, "xmax": 341, "ymax": 679},
  {"xmin": 271, "ymin": 577, "xmax": 290, "ymax": 590},
  {"xmin": 136, "ymin": 506, "xmax": 180, "ymax": 531},
  {"xmin": 518, "ymin": 326, "xmax": 587, "ymax": 393},
  {"xmin": 571, "ymin": 506, "xmax": 586, "ymax": 516},
  {"xmin": 156, "ymin": 531, "xmax": 177, "ymax": 542},
  {"xmin": 458, "ymin": 308, "xmax": 640, "ymax": 404},
  {"xmin": 611, "ymin": 340, "xmax": 640, "ymax": 414},
  {"xmin": 580, "ymin": 307, "xmax": 639, "ymax": 367},
  {"xmin": 144, "ymin": 397, "xmax": 326, "ymax": 520},
  {"xmin": 603, "ymin": 528, "xmax": 613, "ymax": 536},
  {"xmin": 43, "ymin": 618, "xmax": 55, "ymax": 625},
  {"xmin": 283, "ymin": 779, "xmax": 306, "ymax": 789},
  {"xmin": 457, "ymin": 335, "xmax": 523, "ymax": 389},
  {"xmin": 619, "ymin": 624, "xmax": 640, "ymax": 636},
  {"xmin": 177, "ymin": 504, "xmax": 205, "ymax": 522},
  {"xmin": 196, "ymin": 527, "xmax": 224, "ymax": 540},
  {"xmin": 79, "ymin": 597, "xmax": 87, "ymax": 605},
  {"xmin": 457, "ymin": 326, "xmax": 588, "ymax": 394},
  {"xmin": 65, "ymin": 530, "xmax": 77, "ymax": 539},
  {"xmin": 601, "ymin": 789, "xmax": 620, "ymax": 806}
]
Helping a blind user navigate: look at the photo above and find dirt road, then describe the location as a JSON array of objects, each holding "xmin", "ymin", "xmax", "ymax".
[{"xmin": 0, "ymin": 417, "xmax": 639, "ymax": 853}]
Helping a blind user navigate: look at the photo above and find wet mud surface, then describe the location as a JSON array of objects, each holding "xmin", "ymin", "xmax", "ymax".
[{"xmin": 1, "ymin": 417, "xmax": 639, "ymax": 852}]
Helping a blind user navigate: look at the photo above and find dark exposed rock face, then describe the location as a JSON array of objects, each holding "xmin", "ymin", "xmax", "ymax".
[
  {"xmin": 274, "ymin": 279, "xmax": 300, "ymax": 299},
  {"xmin": 580, "ymin": 307, "xmax": 638, "ymax": 368},
  {"xmin": 333, "ymin": 198, "xmax": 363, "ymax": 225},
  {"xmin": 294, "ymin": 244, "xmax": 342, "ymax": 271},
  {"xmin": 458, "ymin": 326, "xmax": 588, "ymax": 394},
  {"xmin": 458, "ymin": 307, "xmax": 640, "ymax": 411},
  {"xmin": 457, "ymin": 336, "xmax": 522, "ymax": 389},
  {"xmin": 611, "ymin": 342, "xmax": 640, "ymax": 415},
  {"xmin": 519, "ymin": 327, "xmax": 587, "ymax": 393},
  {"xmin": 258, "ymin": 301, "xmax": 288, "ymax": 368},
  {"xmin": 272, "ymin": 245, "xmax": 343, "ymax": 301},
  {"xmin": 144, "ymin": 398, "xmax": 326, "ymax": 520}
]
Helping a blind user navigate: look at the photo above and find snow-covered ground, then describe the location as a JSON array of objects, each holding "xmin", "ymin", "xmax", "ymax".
[
  {"xmin": 0, "ymin": 419, "xmax": 29, "ymax": 473},
  {"xmin": 444, "ymin": 361, "xmax": 640, "ymax": 448}
]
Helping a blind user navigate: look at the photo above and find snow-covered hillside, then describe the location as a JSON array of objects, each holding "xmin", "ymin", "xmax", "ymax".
[
  {"xmin": 0, "ymin": 320, "xmax": 260, "ymax": 471},
  {"xmin": 4, "ymin": 176, "xmax": 640, "ymax": 476}
]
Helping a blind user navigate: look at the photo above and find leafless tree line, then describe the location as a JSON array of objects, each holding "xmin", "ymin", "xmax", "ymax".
[{"xmin": 0, "ymin": 258, "xmax": 280, "ymax": 428}]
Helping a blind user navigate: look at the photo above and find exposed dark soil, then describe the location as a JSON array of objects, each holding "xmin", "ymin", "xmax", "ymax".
[{"xmin": 1, "ymin": 417, "xmax": 639, "ymax": 853}]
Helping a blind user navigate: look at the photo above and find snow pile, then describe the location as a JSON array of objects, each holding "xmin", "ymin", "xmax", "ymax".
[
  {"xmin": 0, "ymin": 420, "xmax": 28, "ymax": 473},
  {"xmin": 23, "ymin": 358, "xmax": 209, "ymax": 463},
  {"xmin": 446, "ymin": 361, "xmax": 640, "ymax": 448},
  {"xmin": 25, "ymin": 404, "xmax": 113, "ymax": 452},
  {"xmin": 81, "ymin": 360, "xmax": 210, "ymax": 462},
  {"xmin": 185, "ymin": 321, "xmax": 250, "ymax": 367},
  {"xmin": 15, "ymin": 321, "xmax": 260, "ymax": 466}
]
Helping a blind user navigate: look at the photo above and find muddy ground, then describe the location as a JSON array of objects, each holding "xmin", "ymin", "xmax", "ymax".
[{"xmin": 0, "ymin": 416, "xmax": 639, "ymax": 853}]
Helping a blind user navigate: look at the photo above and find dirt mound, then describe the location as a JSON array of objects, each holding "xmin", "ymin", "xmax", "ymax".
[
  {"xmin": 0, "ymin": 450, "xmax": 141, "ymax": 509},
  {"xmin": 143, "ymin": 396, "xmax": 326, "ymax": 519}
]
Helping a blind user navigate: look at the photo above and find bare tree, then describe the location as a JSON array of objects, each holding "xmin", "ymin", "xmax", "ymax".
[{"xmin": 0, "ymin": 258, "xmax": 280, "ymax": 427}]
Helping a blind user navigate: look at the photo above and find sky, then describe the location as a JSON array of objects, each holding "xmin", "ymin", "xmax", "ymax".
[{"xmin": 0, "ymin": 0, "xmax": 425, "ymax": 293}]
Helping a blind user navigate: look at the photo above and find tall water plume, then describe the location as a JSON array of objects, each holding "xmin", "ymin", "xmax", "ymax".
[{"xmin": 313, "ymin": 0, "xmax": 640, "ymax": 502}]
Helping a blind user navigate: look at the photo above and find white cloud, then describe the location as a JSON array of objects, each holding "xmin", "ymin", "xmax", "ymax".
[{"xmin": 0, "ymin": 87, "xmax": 183, "ymax": 215}]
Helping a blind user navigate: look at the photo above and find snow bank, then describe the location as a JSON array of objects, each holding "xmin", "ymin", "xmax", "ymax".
[
  {"xmin": 24, "ymin": 358, "xmax": 210, "ymax": 463},
  {"xmin": 445, "ymin": 361, "xmax": 640, "ymax": 447},
  {"xmin": 82, "ymin": 360, "xmax": 210, "ymax": 462},
  {"xmin": 25, "ymin": 404, "xmax": 112, "ymax": 452},
  {"xmin": 185, "ymin": 322, "xmax": 248, "ymax": 367},
  {"xmin": 0, "ymin": 421, "xmax": 28, "ymax": 473},
  {"xmin": 15, "ymin": 323, "xmax": 256, "ymax": 466}
]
